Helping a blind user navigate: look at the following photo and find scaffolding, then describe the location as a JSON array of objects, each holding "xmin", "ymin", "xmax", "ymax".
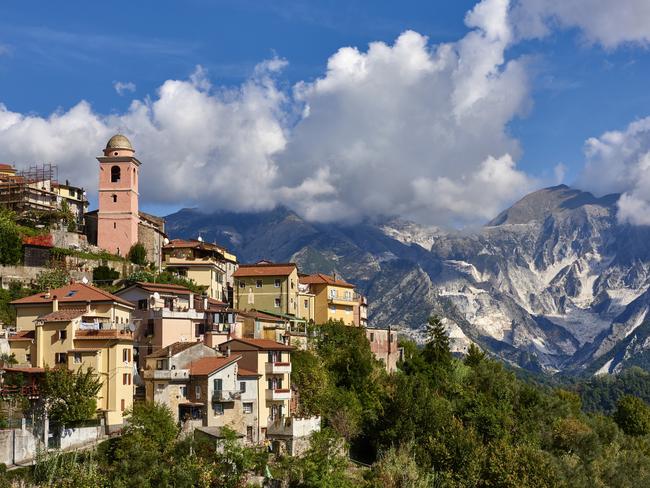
[{"xmin": 0, "ymin": 163, "xmax": 59, "ymax": 215}]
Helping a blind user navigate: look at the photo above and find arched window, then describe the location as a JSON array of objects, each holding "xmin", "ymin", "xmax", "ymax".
[
  {"xmin": 111, "ymin": 166, "xmax": 121, "ymax": 183},
  {"xmin": 112, "ymin": 194, "xmax": 117, "ymax": 203}
]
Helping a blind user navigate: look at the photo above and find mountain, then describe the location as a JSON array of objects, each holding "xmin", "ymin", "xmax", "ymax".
[{"xmin": 165, "ymin": 184, "xmax": 650, "ymax": 374}]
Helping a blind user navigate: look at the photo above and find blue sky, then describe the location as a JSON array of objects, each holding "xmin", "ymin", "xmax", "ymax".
[{"xmin": 1, "ymin": 0, "xmax": 650, "ymax": 225}]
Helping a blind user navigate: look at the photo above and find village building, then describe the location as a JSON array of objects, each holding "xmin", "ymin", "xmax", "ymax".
[
  {"xmin": 162, "ymin": 239, "xmax": 237, "ymax": 303},
  {"xmin": 233, "ymin": 262, "xmax": 300, "ymax": 317},
  {"xmin": 217, "ymin": 338, "xmax": 293, "ymax": 441},
  {"xmin": 366, "ymin": 327, "xmax": 402, "ymax": 373},
  {"xmin": 299, "ymin": 273, "xmax": 359, "ymax": 326},
  {"xmin": 84, "ymin": 134, "xmax": 166, "ymax": 267},
  {"xmin": 9, "ymin": 283, "xmax": 136, "ymax": 430}
]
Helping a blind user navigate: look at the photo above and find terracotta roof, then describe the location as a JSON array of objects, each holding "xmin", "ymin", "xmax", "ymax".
[
  {"xmin": 38, "ymin": 309, "xmax": 85, "ymax": 322},
  {"xmin": 237, "ymin": 368, "xmax": 261, "ymax": 377},
  {"xmin": 133, "ymin": 282, "xmax": 192, "ymax": 294},
  {"xmin": 22, "ymin": 235, "xmax": 54, "ymax": 248},
  {"xmin": 164, "ymin": 239, "xmax": 227, "ymax": 253},
  {"xmin": 221, "ymin": 337, "xmax": 294, "ymax": 351},
  {"xmin": 299, "ymin": 273, "xmax": 355, "ymax": 288},
  {"xmin": 189, "ymin": 355, "xmax": 240, "ymax": 376},
  {"xmin": 237, "ymin": 310, "xmax": 286, "ymax": 322},
  {"xmin": 7, "ymin": 330, "xmax": 35, "ymax": 341},
  {"xmin": 0, "ymin": 163, "xmax": 15, "ymax": 171},
  {"xmin": 74, "ymin": 330, "xmax": 133, "ymax": 341},
  {"xmin": 1, "ymin": 366, "xmax": 44, "ymax": 374},
  {"xmin": 147, "ymin": 341, "xmax": 202, "ymax": 358},
  {"xmin": 233, "ymin": 263, "xmax": 296, "ymax": 278},
  {"xmin": 68, "ymin": 348, "xmax": 100, "ymax": 353},
  {"xmin": 11, "ymin": 283, "xmax": 134, "ymax": 308}
]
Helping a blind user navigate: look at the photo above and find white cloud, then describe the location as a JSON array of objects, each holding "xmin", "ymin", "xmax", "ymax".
[
  {"xmin": 0, "ymin": 0, "xmax": 537, "ymax": 226},
  {"xmin": 578, "ymin": 117, "xmax": 650, "ymax": 226},
  {"xmin": 113, "ymin": 81, "xmax": 136, "ymax": 96},
  {"xmin": 512, "ymin": 0, "xmax": 650, "ymax": 48}
]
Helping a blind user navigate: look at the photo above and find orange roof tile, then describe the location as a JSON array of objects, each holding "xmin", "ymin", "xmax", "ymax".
[
  {"xmin": 233, "ymin": 263, "xmax": 296, "ymax": 278},
  {"xmin": 299, "ymin": 273, "xmax": 355, "ymax": 288},
  {"xmin": 147, "ymin": 341, "xmax": 202, "ymax": 358},
  {"xmin": 133, "ymin": 282, "xmax": 192, "ymax": 294},
  {"xmin": 7, "ymin": 330, "xmax": 35, "ymax": 341},
  {"xmin": 237, "ymin": 310, "xmax": 285, "ymax": 322},
  {"xmin": 221, "ymin": 337, "xmax": 294, "ymax": 351},
  {"xmin": 237, "ymin": 368, "xmax": 261, "ymax": 377},
  {"xmin": 11, "ymin": 283, "xmax": 134, "ymax": 308},
  {"xmin": 38, "ymin": 309, "xmax": 85, "ymax": 322},
  {"xmin": 189, "ymin": 355, "xmax": 240, "ymax": 376}
]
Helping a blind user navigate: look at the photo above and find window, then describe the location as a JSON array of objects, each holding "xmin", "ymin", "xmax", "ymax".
[
  {"xmin": 304, "ymin": 299, "xmax": 309, "ymax": 308},
  {"xmin": 243, "ymin": 403, "xmax": 253, "ymax": 414},
  {"xmin": 73, "ymin": 353, "xmax": 82, "ymax": 364},
  {"xmin": 274, "ymin": 279, "xmax": 281, "ymax": 288},
  {"xmin": 58, "ymin": 329, "xmax": 67, "ymax": 341},
  {"xmin": 256, "ymin": 279, "xmax": 263, "ymax": 288},
  {"xmin": 247, "ymin": 426, "xmax": 253, "ymax": 442},
  {"xmin": 25, "ymin": 353, "xmax": 31, "ymax": 363},
  {"xmin": 121, "ymin": 399, "xmax": 125, "ymax": 412},
  {"xmin": 55, "ymin": 353, "xmax": 67, "ymax": 364},
  {"xmin": 138, "ymin": 299, "xmax": 148, "ymax": 310},
  {"xmin": 111, "ymin": 194, "xmax": 117, "ymax": 203},
  {"xmin": 195, "ymin": 385, "xmax": 201, "ymax": 399},
  {"xmin": 370, "ymin": 333, "xmax": 375, "ymax": 342},
  {"xmin": 113, "ymin": 222, "xmax": 117, "ymax": 229},
  {"xmin": 213, "ymin": 378, "xmax": 223, "ymax": 392},
  {"xmin": 123, "ymin": 348, "xmax": 131, "ymax": 363},
  {"xmin": 123, "ymin": 373, "xmax": 131, "ymax": 385},
  {"xmin": 274, "ymin": 298, "xmax": 281, "ymax": 308},
  {"xmin": 239, "ymin": 281, "xmax": 246, "ymax": 289},
  {"xmin": 345, "ymin": 291, "xmax": 352, "ymax": 300},
  {"xmin": 180, "ymin": 386, "xmax": 187, "ymax": 397},
  {"xmin": 329, "ymin": 289, "xmax": 337, "ymax": 299},
  {"xmin": 111, "ymin": 165, "xmax": 121, "ymax": 183},
  {"xmin": 213, "ymin": 404, "xmax": 224, "ymax": 416},
  {"xmin": 291, "ymin": 280, "xmax": 294, "ymax": 289},
  {"xmin": 240, "ymin": 381, "xmax": 246, "ymax": 393}
]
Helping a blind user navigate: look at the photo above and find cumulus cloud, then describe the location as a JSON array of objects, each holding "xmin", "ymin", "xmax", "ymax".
[
  {"xmin": 578, "ymin": 118, "xmax": 650, "ymax": 226},
  {"xmin": 113, "ymin": 81, "xmax": 136, "ymax": 96},
  {"xmin": 512, "ymin": 0, "xmax": 650, "ymax": 48},
  {"xmin": 0, "ymin": 0, "xmax": 537, "ymax": 227}
]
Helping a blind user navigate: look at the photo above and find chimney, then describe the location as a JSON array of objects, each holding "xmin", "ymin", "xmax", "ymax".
[{"xmin": 52, "ymin": 295, "xmax": 58, "ymax": 312}]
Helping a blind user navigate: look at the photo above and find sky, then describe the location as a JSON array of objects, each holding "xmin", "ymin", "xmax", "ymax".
[{"xmin": 1, "ymin": 0, "xmax": 650, "ymax": 227}]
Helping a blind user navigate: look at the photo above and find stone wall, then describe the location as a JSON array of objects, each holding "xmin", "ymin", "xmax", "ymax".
[{"xmin": 0, "ymin": 428, "xmax": 41, "ymax": 466}]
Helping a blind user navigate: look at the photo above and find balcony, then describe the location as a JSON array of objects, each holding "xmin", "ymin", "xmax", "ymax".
[
  {"xmin": 327, "ymin": 295, "xmax": 356, "ymax": 306},
  {"xmin": 266, "ymin": 388, "xmax": 291, "ymax": 401},
  {"xmin": 265, "ymin": 361, "xmax": 292, "ymax": 375},
  {"xmin": 151, "ymin": 308, "xmax": 204, "ymax": 320},
  {"xmin": 143, "ymin": 369, "xmax": 189, "ymax": 381},
  {"xmin": 212, "ymin": 390, "xmax": 240, "ymax": 402}
]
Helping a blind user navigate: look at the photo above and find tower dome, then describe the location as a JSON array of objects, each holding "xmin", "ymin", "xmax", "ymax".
[{"xmin": 105, "ymin": 134, "xmax": 133, "ymax": 151}]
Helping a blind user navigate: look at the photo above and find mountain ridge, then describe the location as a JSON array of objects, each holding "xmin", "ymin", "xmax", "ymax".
[{"xmin": 165, "ymin": 185, "xmax": 650, "ymax": 374}]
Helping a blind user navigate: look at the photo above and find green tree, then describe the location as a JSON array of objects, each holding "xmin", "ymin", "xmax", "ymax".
[
  {"xmin": 0, "ymin": 209, "xmax": 22, "ymax": 265},
  {"xmin": 34, "ymin": 267, "xmax": 70, "ymax": 292},
  {"xmin": 369, "ymin": 441, "xmax": 435, "ymax": 488},
  {"xmin": 423, "ymin": 315, "xmax": 452, "ymax": 367},
  {"xmin": 127, "ymin": 242, "xmax": 147, "ymax": 266},
  {"xmin": 613, "ymin": 395, "xmax": 650, "ymax": 436},
  {"xmin": 41, "ymin": 367, "xmax": 101, "ymax": 427},
  {"xmin": 464, "ymin": 343, "xmax": 486, "ymax": 367},
  {"xmin": 92, "ymin": 265, "xmax": 120, "ymax": 284}
]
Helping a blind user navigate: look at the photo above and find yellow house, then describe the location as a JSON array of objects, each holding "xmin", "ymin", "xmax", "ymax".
[
  {"xmin": 299, "ymin": 274, "xmax": 358, "ymax": 326},
  {"xmin": 233, "ymin": 263, "xmax": 300, "ymax": 316},
  {"xmin": 163, "ymin": 239, "xmax": 237, "ymax": 303},
  {"xmin": 218, "ymin": 338, "xmax": 293, "ymax": 441},
  {"xmin": 10, "ymin": 283, "xmax": 136, "ymax": 430}
]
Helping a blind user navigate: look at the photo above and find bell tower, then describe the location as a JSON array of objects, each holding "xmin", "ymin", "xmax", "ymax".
[{"xmin": 97, "ymin": 134, "xmax": 140, "ymax": 257}]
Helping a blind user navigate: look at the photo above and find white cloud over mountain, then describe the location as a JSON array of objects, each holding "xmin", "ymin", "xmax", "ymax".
[
  {"xmin": 579, "ymin": 117, "xmax": 650, "ymax": 226},
  {"xmin": 0, "ymin": 0, "xmax": 649, "ymax": 226}
]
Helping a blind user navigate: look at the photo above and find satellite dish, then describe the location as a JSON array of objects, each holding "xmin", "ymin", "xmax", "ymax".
[
  {"xmin": 153, "ymin": 292, "xmax": 160, "ymax": 300},
  {"xmin": 128, "ymin": 323, "xmax": 136, "ymax": 332},
  {"xmin": 81, "ymin": 276, "xmax": 89, "ymax": 284},
  {"xmin": 163, "ymin": 237, "xmax": 170, "ymax": 245},
  {"xmin": 197, "ymin": 235, "xmax": 204, "ymax": 242}
]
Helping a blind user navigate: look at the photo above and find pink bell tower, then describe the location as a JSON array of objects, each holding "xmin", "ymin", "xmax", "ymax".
[{"xmin": 97, "ymin": 134, "xmax": 140, "ymax": 257}]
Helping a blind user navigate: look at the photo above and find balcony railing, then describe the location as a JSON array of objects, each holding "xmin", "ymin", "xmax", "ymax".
[
  {"xmin": 265, "ymin": 388, "xmax": 291, "ymax": 401},
  {"xmin": 143, "ymin": 369, "xmax": 189, "ymax": 381},
  {"xmin": 212, "ymin": 389, "xmax": 241, "ymax": 402},
  {"xmin": 265, "ymin": 361, "xmax": 292, "ymax": 375},
  {"xmin": 151, "ymin": 308, "xmax": 204, "ymax": 320}
]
